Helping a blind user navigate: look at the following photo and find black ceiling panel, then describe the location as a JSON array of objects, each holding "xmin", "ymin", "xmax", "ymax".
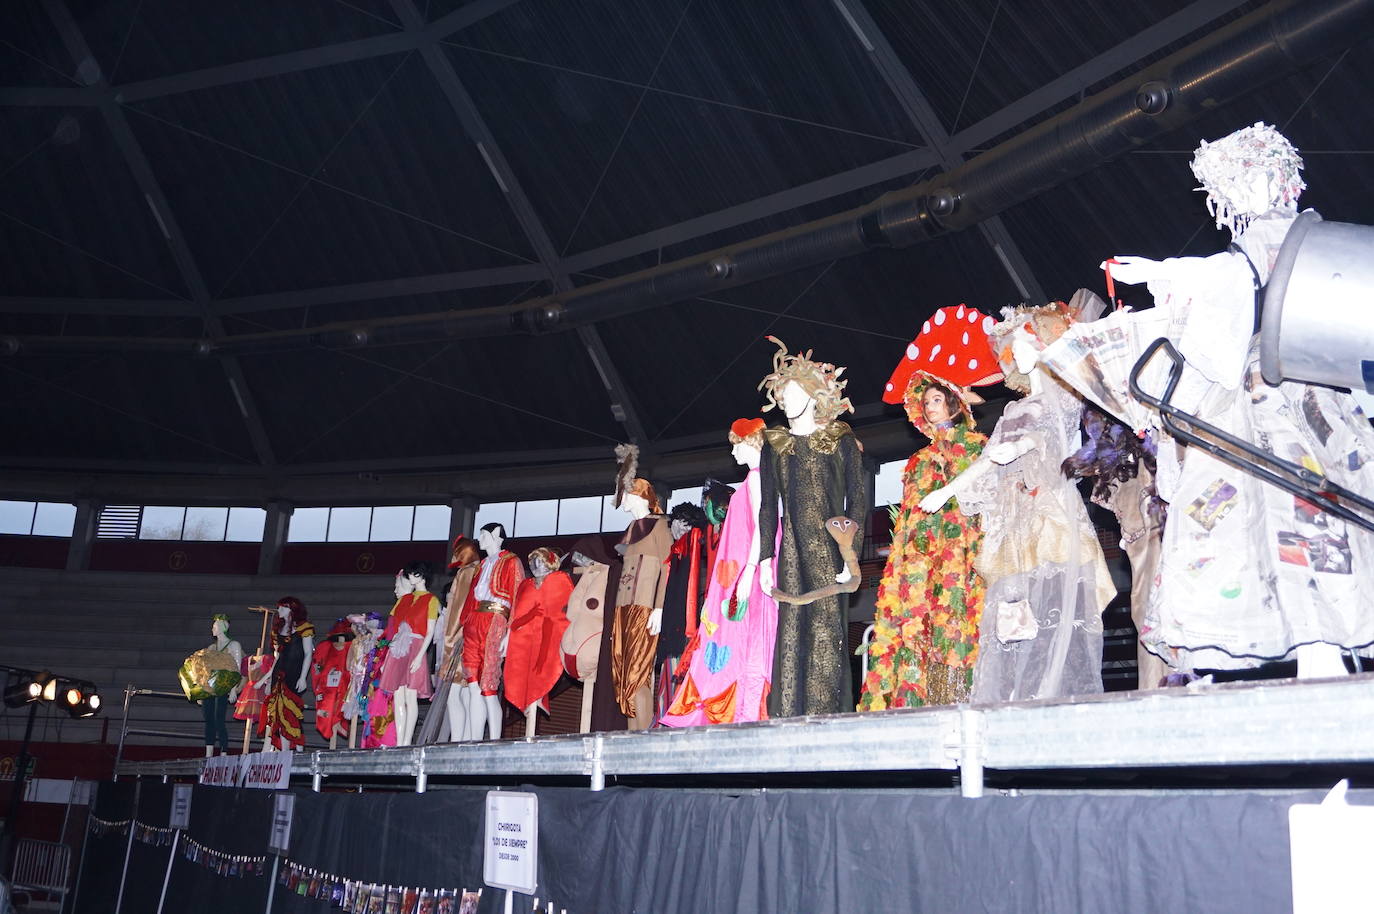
[{"xmin": 70, "ymin": 0, "xmax": 402, "ymax": 85}]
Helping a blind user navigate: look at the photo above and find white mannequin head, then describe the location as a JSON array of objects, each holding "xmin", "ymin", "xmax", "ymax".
[
  {"xmin": 780, "ymin": 379, "xmax": 816, "ymax": 426},
  {"xmin": 276, "ymin": 603, "xmax": 291, "ymax": 620},
  {"xmin": 528, "ymin": 546, "xmax": 559, "ymax": 581},
  {"xmin": 570, "ymin": 550, "xmax": 593, "ymax": 568},
  {"xmin": 393, "ymin": 571, "xmax": 409, "ymax": 598},
  {"xmin": 211, "ymin": 615, "xmax": 229, "ymax": 638},
  {"xmin": 1010, "ymin": 332, "xmax": 1041, "ymax": 375},
  {"xmin": 478, "ymin": 523, "xmax": 506, "ymax": 557},
  {"xmin": 669, "ymin": 517, "xmax": 691, "ymax": 540},
  {"xmin": 731, "ymin": 440, "xmax": 761, "ymax": 469},
  {"xmin": 621, "ymin": 492, "xmax": 650, "ymax": 520}
]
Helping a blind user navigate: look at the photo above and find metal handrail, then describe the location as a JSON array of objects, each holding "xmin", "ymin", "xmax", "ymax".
[{"xmin": 112, "ymin": 685, "xmax": 207, "ymax": 780}]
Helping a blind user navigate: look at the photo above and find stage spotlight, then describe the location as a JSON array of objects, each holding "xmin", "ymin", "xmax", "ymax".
[
  {"xmin": 40, "ymin": 676, "xmax": 57, "ymax": 703},
  {"xmin": 65, "ymin": 681, "xmax": 101, "ymax": 718},
  {"xmin": 2, "ymin": 671, "xmax": 37, "ymax": 708}
]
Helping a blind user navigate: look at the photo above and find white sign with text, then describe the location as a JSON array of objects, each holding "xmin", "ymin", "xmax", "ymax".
[
  {"xmin": 483, "ymin": 791, "xmax": 538, "ymax": 895},
  {"xmin": 169, "ymin": 783, "xmax": 193, "ymax": 829},
  {"xmin": 198, "ymin": 750, "xmax": 292, "ymax": 790}
]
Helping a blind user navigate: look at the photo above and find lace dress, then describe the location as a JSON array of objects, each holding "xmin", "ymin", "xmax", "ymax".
[{"xmin": 960, "ymin": 378, "xmax": 1113, "ymax": 703}]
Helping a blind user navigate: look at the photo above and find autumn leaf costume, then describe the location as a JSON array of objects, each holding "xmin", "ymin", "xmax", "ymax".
[{"xmin": 860, "ymin": 305, "xmax": 1003, "ymax": 710}]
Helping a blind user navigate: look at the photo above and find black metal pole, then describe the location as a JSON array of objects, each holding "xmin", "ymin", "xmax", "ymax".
[{"xmin": 2, "ymin": 700, "xmax": 39, "ymax": 879}]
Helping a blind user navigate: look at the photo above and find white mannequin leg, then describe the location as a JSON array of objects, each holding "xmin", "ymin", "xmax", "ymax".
[
  {"xmin": 482, "ymin": 694, "xmax": 503, "ymax": 740},
  {"xmin": 394, "ymin": 687, "xmax": 416, "ymax": 746},
  {"xmin": 579, "ymin": 677, "xmax": 594, "ymax": 733},
  {"xmin": 464, "ymin": 682, "xmax": 486, "ymax": 741},
  {"xmin": 1296, "ymin": 642, "xmax": 1346, "ymax": 679},
  {"xmin": 446, "ymin": 684, "xmax": 470, "ymax": 742},
  {"xmin": 524, "ymin": 704, "xmax": 538, "ymax": 738}
]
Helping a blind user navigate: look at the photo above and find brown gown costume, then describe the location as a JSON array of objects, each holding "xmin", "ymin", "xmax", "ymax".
[
  {"xmin": 759, "ymin": 422, "xmax": 868, "ymax": 717},
  {"xmin": 610, "ymin": 515, "xmax": 673, "ymax": 729}
]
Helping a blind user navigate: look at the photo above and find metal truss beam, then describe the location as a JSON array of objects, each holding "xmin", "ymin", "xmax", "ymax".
[
  {"xmin": 833, "ymin": 0, "xmax": 1046, "ymax": 303},
  {"xmin": 212, "ymin": 263, "xmax": 546, "ymax": 315},
  {"xmin": 0, "ymin": 296, "xmax": 195, "ymax": 315},
  {"xmin": 388, "ymin": 0, "xmax": 650, "ymax": 448},
  {"xmin": 41, "ymin": 0, "xmax": 278, "ymax": 467}
]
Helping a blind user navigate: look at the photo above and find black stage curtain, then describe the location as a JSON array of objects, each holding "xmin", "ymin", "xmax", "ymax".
[{"xmin": 80, "ymin": 782, "xmax": 1366, "ymax": 913}]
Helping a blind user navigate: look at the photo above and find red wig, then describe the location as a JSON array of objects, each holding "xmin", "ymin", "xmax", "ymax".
[{"xmin": 274, "ymin": 596, "xmax": 308, "ymax": 634}]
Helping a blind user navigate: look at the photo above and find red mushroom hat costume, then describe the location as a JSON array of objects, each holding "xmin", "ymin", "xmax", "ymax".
[{"xmin": 858, "ymin": 304, "xmax": 1002, "ymax": 711}]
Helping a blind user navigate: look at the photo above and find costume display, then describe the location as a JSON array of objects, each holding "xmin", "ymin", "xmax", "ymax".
[
  {"xmin": 927, "ymin": 303, "xmax": 1113, "ymax": 703},
  {"xmin": 610, "ymin": 473, "xmax": 673, "ymax": 729},
  {"xmin": 562, "ymin": 534, "xmax": 621, "ymax": 732},
  {"xmin": 757, "ymin": 338, "xmax": 869, "ymax": 717},
  {"xmin": 420, "ymin": 537, "xmax": 481, "ymax": 744},
  {"xmin": 504, "ymin": 547, "xmax": 573, "ymax": 736},
  {"xmin": 185, "ymin": 614, "xmax": 243, "ymax": 756},
  {"xmin": 233, "ymin": 652, "xmax": 272, "ymax": 735},
  {"xmin": 859, "ymin": 306, "xmax": 1001, "ymax": 710},
  {"xmin": 311, "ymin": 619, "xmax": 353, "ymax": 745},
  {"xmin": 263, "ymin": 597, "xmax": 315, "ymax": 751},
  {"xmin": 341, "ymin": 612, "xmax": 382, "ymax": 748},
  {"xmin": 379, "ymin": 563, "xmax": 439, "ymax": 746},
  {"xmin": 662, "ymin": 418, "xmax": 782, "ymax": 727},
  {"xmin": 461, "ymin": 524, "xmax": 526, "ymax": 739},
  {"xmin": 654, "ymin": 502, "xmax": 708, "ymax": 719},
  {"xmin": 1092, "ymin": 123, "xmax": 1374, "ymax": 673}
]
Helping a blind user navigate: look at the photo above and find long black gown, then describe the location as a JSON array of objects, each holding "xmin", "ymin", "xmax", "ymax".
[{"xmin": 759, "ymin": 421, "xmax": 868, "ymax": 717}]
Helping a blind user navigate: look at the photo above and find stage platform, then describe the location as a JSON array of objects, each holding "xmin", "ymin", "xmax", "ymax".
[{"xmin": 113, "ymin": 673, "xmax": 1374, "ymax": 795}]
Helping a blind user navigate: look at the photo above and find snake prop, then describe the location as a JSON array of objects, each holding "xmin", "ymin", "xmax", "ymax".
[{"xmin": 770, "ymin": 516, "xmax": 861, "ymax": 605}]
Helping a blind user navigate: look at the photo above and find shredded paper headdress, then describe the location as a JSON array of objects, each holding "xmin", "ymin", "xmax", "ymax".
[{"xmin": 1191, "ymin": 121, "xmax": 1305, "ymax": 237}]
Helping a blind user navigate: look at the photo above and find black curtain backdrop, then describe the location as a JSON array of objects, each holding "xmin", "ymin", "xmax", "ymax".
[{"xmin": 77, "ymin": 781, "xmax": 1365, "ymax": 913}]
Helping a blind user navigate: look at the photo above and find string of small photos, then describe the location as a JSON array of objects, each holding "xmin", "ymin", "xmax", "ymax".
[
  {"xmin": 86, "ymin": 816, "xmax": 268, "ymax": 878},
  {"xmin": 278, "ymin": 859, "xmax": 569, "ymax": 914},
  {"xmin": 181, "ymin": 834, "xmax": 268, "ymax": 878},
  {"xmin": 88, "ymin": 815, "xmax": 131, "ymax": 836}
]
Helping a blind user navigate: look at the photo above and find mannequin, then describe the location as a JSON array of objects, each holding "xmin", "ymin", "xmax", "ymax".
[
  {"xmin": 654, "ymin": 502, "xmax": 709, "ymax": 718},
  {"xmin": 756, "ymin": 338, "xmax": 868, "ymax": 717},
  {"xmin": 861, "ymin": 305, "xmax": 1001, "ymax": 711},
  {"xmin": 922, "ymin": 305, "xmax": 1113, "ymax": 702},
  {"xmin": 201, "ymin": 615, "xmax": 243, "ymax": 756},
  {"xmin": 311, "ymin": 619, "xmax": 353, "ymax": 748},
  {"xmin": 610, "ymin": 478, "xmax": 673, "ymax": 729},
  {"xmin": 504, "ymin": 547, "xmax": 573, "ymax": 737},
  {"xmin": 1104, "ymin": 122, "xmax": 1374, "ymax": 677},
  {"xmin": 263, "ymin": 597, "xmax": 315, "ymax": 751},
  {"xmin": 662, "ymin": 418, "xmax": 782, "ymax": 726},
  {"xmin": 562, "ymin": 534, "xmax": 618, "ymax": 732},
  {"xmin": 379, "ymin": 561, "xmax": 439, "ymax": 747},
  {"xmin": 342, "ymin": 612, "xmax": 383, "ymax": 749},
  {"xmin": 460, "ymin": 523, "xmax": 526, "ymax": 740},
  {"xmin": 421, "ymin": 537, "xmax": 480, "ymax": 744}
]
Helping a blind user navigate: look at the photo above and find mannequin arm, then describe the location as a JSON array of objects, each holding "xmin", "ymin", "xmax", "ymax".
[
  {"xmin": 296, "ymin": 635, "xmax": 314, "ymax": 693},
  {"xmin": 918, "ymin": 438, "xmax": 1036, "ymax": 513},
  {"xmin": 227, "ymin": 640, "xmax": 244, "ymax": 702},
  {"xmin": 734, "ymin": 470, "xmax": 764, "ymax": 599}
]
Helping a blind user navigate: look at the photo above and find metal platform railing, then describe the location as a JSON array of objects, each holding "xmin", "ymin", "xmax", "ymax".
[
  {"xmin": 113, "ymin": 673, "xmax": 1374, "ymax": 796},
  {"xmin": 112, "ymin": 686, "xmax": 208, "ymax": 779}
]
